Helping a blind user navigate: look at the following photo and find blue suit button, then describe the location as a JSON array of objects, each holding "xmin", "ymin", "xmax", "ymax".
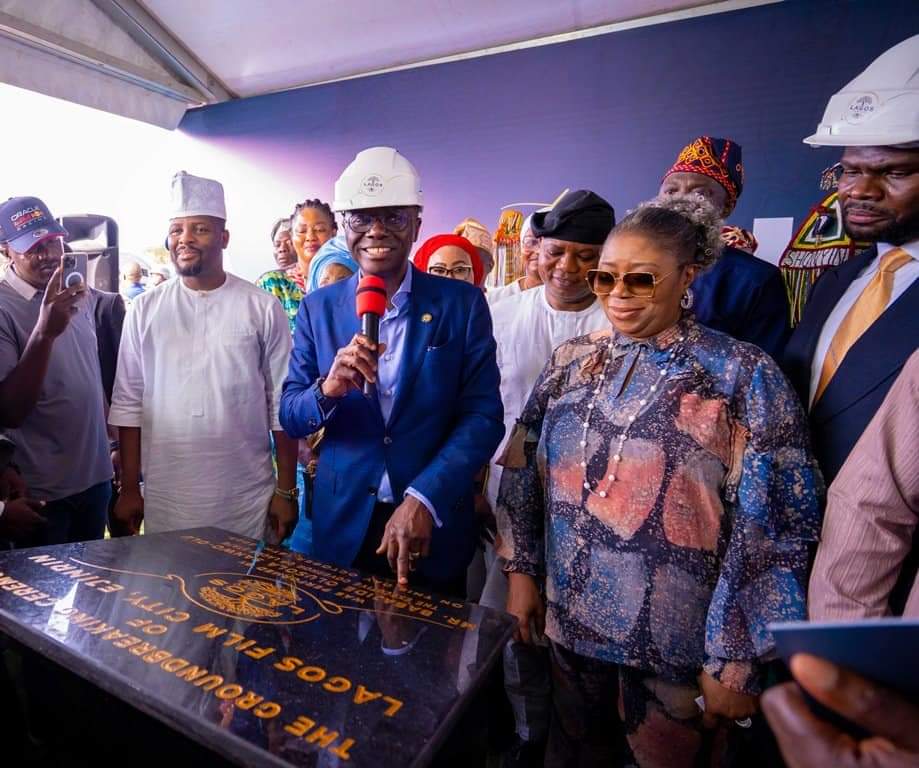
[
  {"xmin": 383, "ymin": 436, "xmax": 393, "ymax": 446},
  {"xmin": 368, "ymin": 487, "xmax": 377, "ymax": 495}
]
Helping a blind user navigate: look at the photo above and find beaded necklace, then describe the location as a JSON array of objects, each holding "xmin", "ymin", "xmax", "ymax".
[{"xmin": 579, "ymin": 331, "xmax": 687, "ymax": 498}]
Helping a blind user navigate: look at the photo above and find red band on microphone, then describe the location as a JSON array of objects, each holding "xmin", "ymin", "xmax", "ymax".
[{"xmin": 356, "ymin": 275, "xmax": 387, "ymax": 317}]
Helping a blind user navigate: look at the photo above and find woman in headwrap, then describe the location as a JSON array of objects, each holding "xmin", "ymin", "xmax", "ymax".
[
  {"xmin": 497, "ymin": 195, "xmax": 822, "ymax": 767},
  {"xmin": 413, "ymin": 234, "xmax": 484, "ymax": 286},
  {"xmin": 307, "ymin": 235, "xmax": 359, "ymax": 293}
]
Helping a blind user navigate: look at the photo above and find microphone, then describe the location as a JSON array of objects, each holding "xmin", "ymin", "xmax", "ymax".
[{"xmin": 356, "ymin": 275, "xmax": 387, "ymax": 396}]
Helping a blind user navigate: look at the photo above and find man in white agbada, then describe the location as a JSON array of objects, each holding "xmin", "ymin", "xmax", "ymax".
[
  {"xmin": 109, "ymin": 172, "xmax": 298, "ymax": 541},
  {"xmin": 481, "ymin": 190, "xmax": 615, "ymax": 763},
  {"xmin": 485, "ymin": 189, "xmax": 616, "ymax": 576}
]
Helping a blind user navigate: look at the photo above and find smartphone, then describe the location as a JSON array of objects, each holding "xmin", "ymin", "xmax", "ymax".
[
  {"xmin": 61, "ymin": 251, "xmax": 88, "ymax": 288},
  {"xmin": 771, "ymin": 619, "xmax": 919, "ymax": 739}
]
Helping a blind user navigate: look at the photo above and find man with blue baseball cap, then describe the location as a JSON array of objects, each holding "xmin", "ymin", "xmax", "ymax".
[{"xmin": 0, "ymin": 196, "xmax": 112, "ymax": 545}]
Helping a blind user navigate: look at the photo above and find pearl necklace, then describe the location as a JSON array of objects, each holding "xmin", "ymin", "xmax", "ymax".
[{"xmin": 579, "ymin": 334, "xmax": 686, "ymax": 498}]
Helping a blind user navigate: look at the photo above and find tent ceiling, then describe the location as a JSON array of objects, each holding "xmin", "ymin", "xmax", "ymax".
[
  {"xmin": 141, "ymin": 0, "xmax": 735, "ymax": 97},
  {"xmin": 0, "ymin": 0, "xmax": 770, "ymax": 127},
  {"xmin": 0, "ymin": 0, "xmax": 223, "ymax": 128}
]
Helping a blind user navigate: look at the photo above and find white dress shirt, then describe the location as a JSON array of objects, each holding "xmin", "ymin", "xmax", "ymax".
[
  {"xmin": 109, "ymin": 273, "xmax": 292, "ymax": 538},
  {"xmin": 809, "ymin": 240, "xmax": 919, "ymax": 405}
]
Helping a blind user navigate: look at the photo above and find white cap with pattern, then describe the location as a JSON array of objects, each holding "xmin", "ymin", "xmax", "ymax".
[{"xmin": 169, "ymin": 171, "xmax": 227, "ymax": 220}]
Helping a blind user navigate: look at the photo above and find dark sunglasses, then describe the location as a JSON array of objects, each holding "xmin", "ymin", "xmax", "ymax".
[
  {"xmin": 344, "ymin": 209, "xmax": 413, "ymax": 234},
  {"xmin": 586, "ymin": 267, "xmax": 682, "ymax": 298}
]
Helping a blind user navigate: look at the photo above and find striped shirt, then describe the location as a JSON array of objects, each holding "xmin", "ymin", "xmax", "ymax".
[{"xmin": 809, "ymin": 349, "xmax": 919, "ymax": 619}]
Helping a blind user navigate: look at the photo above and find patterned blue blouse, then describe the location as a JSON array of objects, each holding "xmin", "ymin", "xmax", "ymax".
[{"xmin": 497, "ymin": 317, "xmax": 823, "ymax": 693}]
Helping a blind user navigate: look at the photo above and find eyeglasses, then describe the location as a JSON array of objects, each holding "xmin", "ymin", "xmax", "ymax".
[
  {"xmin": 428, "ymin": 264, "xmax": 473, "ymax": 279},
  {"xmin": 344, "ymin": 209, "xmax": 413, "ymax": 234},
  {"xmin": 586, "ymin": 267, "xmax": 682, "ymax": 298}
]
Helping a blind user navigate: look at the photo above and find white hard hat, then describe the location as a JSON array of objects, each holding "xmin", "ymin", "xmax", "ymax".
[
  {"xmin": 804, "ymin": 35, "xmax": 919, "ymax": 147},
  {"xmin": 332, "ymin": 147, "xmax": 423, "ymax": 212}
]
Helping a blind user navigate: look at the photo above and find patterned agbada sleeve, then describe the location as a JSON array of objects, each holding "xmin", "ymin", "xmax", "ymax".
[
  {"xmin": 703, "ymin": 355, "xmax": 824, "ymax": 694},
  {"xmin": 495, "ymin": 348, "xmax": 569, "ymax": 578}
]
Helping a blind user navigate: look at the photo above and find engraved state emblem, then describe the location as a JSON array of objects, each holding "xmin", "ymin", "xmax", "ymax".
[
  {"xmin": 200, "ymin": 577, "xmax": 298, "ymax": 618},
  {"xmin": 845, "ymin": 93, "xmax": 878, "ymax": 123},
  {"xmin": 180, "ymin": 573, "xmax": 343, "ymax": 625},
  {"xmin": 360, "ymin": 174, "xmax": 384, "ymax": 195}
]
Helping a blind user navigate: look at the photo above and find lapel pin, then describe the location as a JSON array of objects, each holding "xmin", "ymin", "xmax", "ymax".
[{"xmin": 421, "ymin": 313, "xmax": 433, "ymax": 323}]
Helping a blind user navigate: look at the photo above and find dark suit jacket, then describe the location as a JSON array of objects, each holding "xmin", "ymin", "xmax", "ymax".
[
  {"xmin": 783, "ymin": 245, "xmax": 919, "ymax": 485},
  {"xmin": 692, "ymin": 245, "xmax": 791, "ymax": 361},
  {"xmin": 90, "ymin": 288, "xmax": 125, "ymax": 405},
  {"xmin": 280, "ymin": 267, "xmax": 504, "ymax": 585}
]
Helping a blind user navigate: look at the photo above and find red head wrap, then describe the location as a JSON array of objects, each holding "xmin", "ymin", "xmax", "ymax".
[{"xmin": 413, "ymin": 234, "xmax": 484, "ymax": 286}]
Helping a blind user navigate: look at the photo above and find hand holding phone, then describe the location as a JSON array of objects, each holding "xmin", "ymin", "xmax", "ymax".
[
  {"xmin": 35, "ymin": 263, "xmax": 85, "ymax": 339},
  {"xmin": 61, "ymin": 251, "xmax": 87, "ymax": 288},
  {"xmin": 762, "ymin": 653, "xmax": 919, "ymax": 768}
]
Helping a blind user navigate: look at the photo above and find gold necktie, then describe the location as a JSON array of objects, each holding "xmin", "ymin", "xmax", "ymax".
[{"xmin": 814, "ymin": 247, "xmax": 914, "ymax": 402}]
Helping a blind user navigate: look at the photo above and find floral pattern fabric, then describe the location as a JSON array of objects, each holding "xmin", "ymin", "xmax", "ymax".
[
  {"xmin": 256, "ymin": 269, "xmax": 303, "ymax": 334},
  {"xmin": 496, "ymin": 317, "xmax": 823, "ymax": 692}
]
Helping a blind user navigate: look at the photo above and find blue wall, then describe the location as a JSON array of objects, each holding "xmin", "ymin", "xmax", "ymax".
[{"xmin": 180, "ymin": 0, "xmax": 919, "ymax": 243}]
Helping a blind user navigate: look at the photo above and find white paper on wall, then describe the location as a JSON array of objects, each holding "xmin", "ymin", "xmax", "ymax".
[{"xmin": 752, "ymin": 217, "xmax": 795, "ymax": 266}]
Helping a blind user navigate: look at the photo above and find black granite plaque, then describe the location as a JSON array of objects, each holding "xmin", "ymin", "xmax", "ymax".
[{"xmin": 0, "ymin": 528, "xmax": 514, "ymax": 767}]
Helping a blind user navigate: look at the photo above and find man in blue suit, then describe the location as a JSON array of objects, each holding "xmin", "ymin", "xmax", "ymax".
[
  {"xmin": 280, "ymin": 147, "xmax": 503, "ymax": 597},
  {"xmin": 783, "ymin": 35, "xmax": 918, "ymax": 485},
  {"xmin": 660, "ymin": 136, "xmax": 791, "ymax": 360}
]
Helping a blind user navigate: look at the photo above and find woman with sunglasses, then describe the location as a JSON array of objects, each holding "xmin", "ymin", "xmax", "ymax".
[
  {"xmin": 412, "ymin": 233, "xmax": 484, "ymax": 287},
  {"xmin": 496, "ymin": 195, "xmax": 822, "ymax": 768}
]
